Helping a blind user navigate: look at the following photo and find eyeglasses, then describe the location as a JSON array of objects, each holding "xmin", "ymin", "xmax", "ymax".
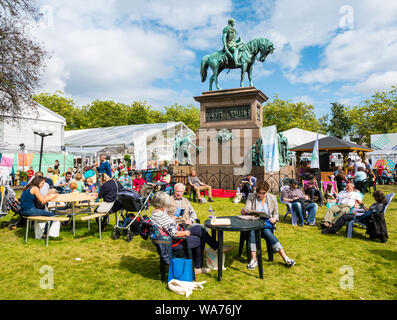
[{"xmin": 257, "ymin": 191, "xmax": 267, "ymax": 195}]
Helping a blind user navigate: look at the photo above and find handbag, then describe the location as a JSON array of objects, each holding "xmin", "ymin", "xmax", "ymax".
[
  {"xmin": 263, "ymin": 218, "xmax": 273, "ymax": 229},
  {"xmin": 205, "ymin": 247, "xmax": 226, "ymax": 271},
  {"xmin": 168, "ymin": 258, "xmax": 193, "ymax": 282}
]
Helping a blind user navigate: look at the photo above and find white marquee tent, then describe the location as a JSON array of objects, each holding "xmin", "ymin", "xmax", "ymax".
[
  {"xmin": 280, "ymin": 128, "xmax": 328, "ymax": 149},
  {"xmin": 64, "ymin": 122, "xmax": 195, "ymax": 162}
]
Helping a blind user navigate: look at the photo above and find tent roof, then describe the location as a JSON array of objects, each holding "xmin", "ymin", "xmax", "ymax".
[
  {"xmin": 64, "ymin": 122, "xmax": 194, "ymax": 149},
  {"xmin": 290, "ymin": 136, "xmax": 373, "ymax": 152},
  {"xmin": 281, "ymin": 128, "xmax": 328, "ymax": 149},
  {"xmin": 1, "ymin": 102, "xmax": 66, "ymax": 124}
]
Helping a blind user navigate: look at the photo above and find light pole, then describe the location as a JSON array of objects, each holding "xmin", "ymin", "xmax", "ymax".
[
  {"xmin": 19, "ymin": 143, "xmax": 26, "ymax": 173},
  {"xmin": 61, "ymin": 146, "xmax": 66, "ymax": 174},
  {"xmin": 32, "ymin": 124, "xmax": 55, "ymax": 173}
]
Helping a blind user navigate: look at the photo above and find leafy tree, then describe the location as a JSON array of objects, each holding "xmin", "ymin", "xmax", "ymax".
[
  {"xmin": 163, "ymin": 104, "xmax": 200, "ymax": 132},
  {"xmin": 262, "ymin": 95, "xmax": 326, "ymax": 133},
  {"xmin": 127, "ymin": 101, "xmax": 164, "ymax": 125},
  {"xmin": 0, "ymin": 0, "xmax": 48, "ymax": 120},
  {"xmin": 326, "ymin": 102, "xmax": 352, "ymax": 139},
  {"xmin": 81, "ymin": 100, "xmax": 129, "ymax": 128},
  {"xmin": 350, "ymin": 85, "xmax": 397, "ymax": 144},
  {"xmin": 33, "ymin": 91, "xmax": 84, "ymax": 130}
]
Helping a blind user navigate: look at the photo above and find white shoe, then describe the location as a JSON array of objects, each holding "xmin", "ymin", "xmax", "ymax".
[{"xmin": 247, "ymin": 259, "xmax": 257, "ymax": 270}]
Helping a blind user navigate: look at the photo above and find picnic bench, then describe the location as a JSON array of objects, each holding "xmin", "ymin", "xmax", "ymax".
[{"xmin": 25, "ymin": 216, "xmax": 69, "ymax": 247}]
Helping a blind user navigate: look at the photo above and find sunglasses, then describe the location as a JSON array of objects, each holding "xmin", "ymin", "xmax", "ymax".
[{"xmin": 257, "ymin": 191, "xmax": 267, "ymax": 195}]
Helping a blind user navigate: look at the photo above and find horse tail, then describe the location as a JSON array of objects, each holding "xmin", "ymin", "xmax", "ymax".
[{"xmin": 200, "ymin": 56, "xmax": 209, "ymax": 82}]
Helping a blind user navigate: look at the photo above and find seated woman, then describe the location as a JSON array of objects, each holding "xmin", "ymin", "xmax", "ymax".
[
  {"xmin": 157, "ymin": 170, "xmax": 173, "ymax": 194},
  {"xmin": 324, "ymin": 183, "xmax": 338, "ymax": 204},
  {"xmin": 95, "ymin": 174, "xmax": 123, "ymax": 228},
  {"xmin": 237, "ymin": 174, "xmax": 256, "ymax": 200},
  {"xmin": 322, "ymin": 190, "xmax": 388, "ymax": 241},
  {"xmin": 74, "ymin": 173, "xmax": 86, "ymax": 193},
  {"xmin": 132, "ymin": 171, "xmax": 147, "ymax": 192},
  {"xmin": 149, "ymin": 191, "xmax": 232, "ymax": 275},
  {"xmin": 304, "ymin": 175, "xmax": 324, "ymax": 206},
  {"xmin": 20, "ymin": 176, "xmax": 59, "ymax": 238},
  {"xmin": 241, "ymin": 180, "xmax": 296, "ymax": 269}
]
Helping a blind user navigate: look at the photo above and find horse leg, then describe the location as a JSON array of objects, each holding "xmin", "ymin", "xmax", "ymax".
[
  {"xmin": 209, "ymin": 74, "xmax": 214, "ymax": 91},
  {"xmin": 248, "ymin": 64, "xmax": 254, "ymax": 87},
  {"xmin": 214, "ymin": 68, "xmax": 222, "ymax": 90},
  {"xmin": 240, "ymin": 64, "xmax": 247, "ymax": 87}
]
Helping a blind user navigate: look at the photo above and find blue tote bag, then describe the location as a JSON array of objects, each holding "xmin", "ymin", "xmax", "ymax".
[{"xmin": 168, "ymin": 258, "xmax": 193, "ymax": 282}]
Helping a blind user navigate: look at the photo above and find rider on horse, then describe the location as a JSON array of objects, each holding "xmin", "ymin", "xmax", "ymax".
[{"xmin": 222, "ymin": 18, "xmax": 247, "ymax": 67}]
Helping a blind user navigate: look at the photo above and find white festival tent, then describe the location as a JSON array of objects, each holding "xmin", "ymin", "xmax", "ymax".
[
  {"xmin": 64, "ymin": 122, "xmax": 195, "ymax": 163},
  {"xmin": 280, "ymin": 128, "xmax": 328, "ymax": 149}
]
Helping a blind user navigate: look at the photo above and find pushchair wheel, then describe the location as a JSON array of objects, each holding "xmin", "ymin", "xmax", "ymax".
[
  {"xmin": 126, "ymin": 231, "xmax": 134, "ymax": 242},
  {"xmin": 112, "ymin": 229, "xmax": 120, "ymax": 240}
]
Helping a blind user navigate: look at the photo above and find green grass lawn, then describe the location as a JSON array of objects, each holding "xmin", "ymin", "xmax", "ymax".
[{"xmin": 0, "ymin": 185, "xmax": 396, "ymax": 300}]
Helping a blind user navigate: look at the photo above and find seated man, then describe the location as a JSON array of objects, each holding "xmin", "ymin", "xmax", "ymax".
[
  {"xmin": 237, "ymin": 174, "xmax": 257, "ymax": 200},
  {"xmin": 119, "ymin": 171, "xmax": 132, "ymax": 188},
  {"xmin": 320, "ymin": 182, "xmax": 363, "ymax": 228},
  {"xmin": 281, "ymin": 179, "xmax": 318, "ymax": 227},
  {"xmin": 322, "ymin": 190, "xmax": 388, "ymax": 242},
  {"xmin": 187, "ymin": 170, "xmax": 214, "ymax": 203},
  {"xmin": 166, "ymin": 183, "xmax": 199, "ymax": 228},
  {"xmin": 55, "ymin": 171, "xmax": 73, "ymax": 193},
  {"xmin": 381, "ymin": 169, "xmax": 394, "ymax": 184},
  {"xmin": 303, "ymin": 175, "xmax": 324, "ymax": 206}
]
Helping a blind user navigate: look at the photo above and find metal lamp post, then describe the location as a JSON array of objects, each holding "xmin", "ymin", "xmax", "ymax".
[
  {"xmin": 33, "ymin": 124, "xmax": 55, "ymax": 173},
  {"xmin": 61, "ymin": 146, "xmax": 66, "ymax": 174}
]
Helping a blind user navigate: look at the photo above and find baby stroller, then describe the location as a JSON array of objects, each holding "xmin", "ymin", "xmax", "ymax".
[
  {"xmin": 111, "ymin": 187, "xmax": 152, "ymax": 242},
  {"xmin": 0, "ymin": 186, "xmax": 24, "ymax": 230}
]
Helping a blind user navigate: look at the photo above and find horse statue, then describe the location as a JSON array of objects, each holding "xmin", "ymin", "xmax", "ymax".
[{"xmin": 200, "ymin": 37, "xmax": 274, "ymax": 91}]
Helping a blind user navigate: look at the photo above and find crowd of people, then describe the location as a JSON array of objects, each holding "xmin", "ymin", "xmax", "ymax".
[{"xmin": 15, "ymin": 154, "xmax": 393, "ymax": 274}]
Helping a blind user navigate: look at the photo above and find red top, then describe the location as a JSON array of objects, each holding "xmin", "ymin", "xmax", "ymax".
[
  {"xmin": 133, "ymin": 178, "xmax": 146, "ymax": 188},
  {"xmin": 27, "ymin": 169, "xmax": 34, "ymax": 179}
]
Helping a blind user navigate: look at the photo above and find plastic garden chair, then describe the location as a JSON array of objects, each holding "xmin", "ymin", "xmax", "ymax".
[
  {"xmin": 346, "ymin": 193, "xmax": 394, "ymax": 238},
  {"xmin": 280, "ymin": 186, "xmax": 298, "ymax": 226}
]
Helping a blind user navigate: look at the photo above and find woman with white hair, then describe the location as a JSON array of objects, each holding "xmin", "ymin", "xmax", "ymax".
[{"xmin": 150, "ymin": 191, "xmax": 231, "ymax": 274}]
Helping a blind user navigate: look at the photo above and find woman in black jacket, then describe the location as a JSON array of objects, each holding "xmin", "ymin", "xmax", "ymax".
[{"xmin": 96, "ymin": 174, "xmax": 123, "ymax": 227}]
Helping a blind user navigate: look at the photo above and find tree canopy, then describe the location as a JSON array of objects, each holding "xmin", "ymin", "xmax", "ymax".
[
  {"xmin": 262, "ymin": 95, "xmax": 326, "ymax": 134},
  {"xmin": 0, "ymin": 0, "xmax": 48, "ymax": 120},
  {"xmin": 33, "ymin": 91, "xmax": 201, "ymax": 132}
]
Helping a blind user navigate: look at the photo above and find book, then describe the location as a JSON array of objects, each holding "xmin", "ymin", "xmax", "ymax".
[{"xmin": 210, "ymin": 218, "xmax": 231, "ymax": 226}]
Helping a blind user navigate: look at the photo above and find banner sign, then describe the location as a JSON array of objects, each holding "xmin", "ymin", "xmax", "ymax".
[{"xmin": 260, "ymin": 125, "xmax": 280, "ymax": 173}]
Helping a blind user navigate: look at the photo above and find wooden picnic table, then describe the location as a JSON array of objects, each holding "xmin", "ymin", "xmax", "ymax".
[{"xmin": 51, "ymin": 193, "xmax": 101, "ymax": 236}]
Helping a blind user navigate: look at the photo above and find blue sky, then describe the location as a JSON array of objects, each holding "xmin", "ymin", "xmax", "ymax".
[{"xmin": 33, "ymin": 0, "xmax": 397, "ymax": 117}]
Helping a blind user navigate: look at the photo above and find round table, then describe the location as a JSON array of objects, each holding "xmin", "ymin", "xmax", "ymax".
[{"xmin": 204, "ymin": 216, "xmax": 265, "ymax": 281}]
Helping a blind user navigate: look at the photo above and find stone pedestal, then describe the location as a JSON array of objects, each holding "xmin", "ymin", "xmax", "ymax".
[{"xmin": 193, "ymin": 87, "xmax": 268, "ymax": 169}]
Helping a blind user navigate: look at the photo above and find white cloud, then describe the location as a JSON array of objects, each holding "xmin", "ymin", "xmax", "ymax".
[{"xmin": 340, "ymin": 72, "xmax": 397, "ymax": 95}]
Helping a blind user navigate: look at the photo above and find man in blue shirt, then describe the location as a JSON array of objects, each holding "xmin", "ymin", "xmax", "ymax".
[{"xmin": 96, "ymin": 154, "xmax": 112, "ymax": 178}]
